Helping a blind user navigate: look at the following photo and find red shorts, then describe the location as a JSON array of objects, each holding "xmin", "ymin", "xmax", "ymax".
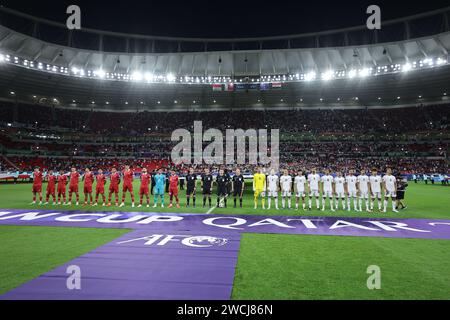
[
  {"xmin": 109, "ymin": 185, "xmax": 119, "ymax": 193},
  {"xmin": 58, "ymin": 188, "xmax": 66, "ymax": 195},
  {"xmin": 69, "ymin": 185, "xmax": 79, "ymax": 193},
  {"xmin": 84, "ymin": 185, "xmax": 93, "ymax": 193},
  {"xmin": 169, "ymin": 187, "xmax": 179, "ymax": 196},
  {"xmin": 46, "ymin": 187, "xmax": 55, "ymax": 195},
  {"xmin": 139, "ymin": 187, "xmax": 149, "ymax": 196},
  {"xmin": 96, "ymin": 187, "xmax": 105, "ymax": 194},
  {"xmin": 32, "ymin": 185, "xmax": 42, "ymax": 193},
  {"xmin": 123, "ymin": 184, "xmax": 133, "ymax": 193}
]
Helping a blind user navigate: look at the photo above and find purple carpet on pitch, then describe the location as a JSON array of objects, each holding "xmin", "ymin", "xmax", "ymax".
[
  {"xmin": 1, "ymin": 230, "xmax": 241, "ymax": 300},
  {"xmin": 1, "ymin": 209, "xmax": 450, "ymax": 300}
]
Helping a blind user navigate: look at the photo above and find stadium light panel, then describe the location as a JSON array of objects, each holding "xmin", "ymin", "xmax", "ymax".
[
  {"xmin": 422, "ymin": 58, "xmax": 433, "ymax": 66},
  {"xmin": 144, "ymin": 72, "xmax": 154, "ymax": 82},
  {"xmin": 402, "ymin": 63, "xmax": 412, "ymax": 72},
  {"xmin": 166, "ymin": 73, "xmax": 176, "ymax": 82},
  {"xmin": 305, "ymin": 71, "xmax": 316, "ymax": 81},
  {"xmin": 436, "ymin": 57, "xmax": 446, "ymax": 65},
  {"xmin": 0, "ymin": 54, "xmax": 4, "ymax": 63},
  {"xmin": 359, "ymin": 68, "xmax": 371, "ymax": 77},
  {"xmin": 95, "ymin": 69, "xmax": 106, "ymax": 78},
  {"xmin": 348, "ymin": 69, "xmax": 357, "ymax": 78},
  {"xmin": 321, "ymin": 70, "xmax": 334, "ymax": 81},
  {"xmin": 131, "ymin": 71, "xmax": 143, "ymax": 81}
]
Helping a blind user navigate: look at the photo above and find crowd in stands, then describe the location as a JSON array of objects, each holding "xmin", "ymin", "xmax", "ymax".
[
  {"xmin": 1, "ymin": 102, "xmax": 448, "ymax": 135},
  {"xmin": 0, "ymin": 102, "xmax": 448, "ymax": 175}
]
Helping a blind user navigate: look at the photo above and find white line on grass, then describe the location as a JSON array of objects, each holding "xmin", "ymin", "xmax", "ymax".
[{"xmin": 206, "ymin": 205, "xmax": 217, "ymax": 214}]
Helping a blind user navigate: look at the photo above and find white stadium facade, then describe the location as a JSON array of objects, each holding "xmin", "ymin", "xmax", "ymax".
[{"xmin": 0, "ymin": 6, "xmax": 449, "ymax": 111}]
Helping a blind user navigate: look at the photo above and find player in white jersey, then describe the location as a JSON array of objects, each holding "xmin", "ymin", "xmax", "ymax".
[
  {"xmin": 382, "ymin": 168, "xmax": 399, "ymax": 213},
  {"xmin": 369, "ymin": 168, "xmax": 383, "ymax": 211},
  {"xmin": 307, "ymin": 168, "xmax": 321, "ymax": 210},
  {"xmin": 357, "ymin": 169, "xmax": 371, "ymax": 212},
  {"xmin": 294, "ymin": 170, "xmax": 307, "ymax": 210},
  {"xmin": 334, "ymin": 171, "xmax": 346, "ymax": 210},
  {"xmin": 345, "ymin": 169, "xmax": 359, "ymax": 211},
  {"xmin": 279, "ymin": 169, "xmax": 293, "ymax": 209},
  {"xmin": 266, "ymin": 169, "xmax": 279, "ymax": 210},
  {"xmin": 320, "ymin": 169, "xmax": 335, "ymax": 211}
]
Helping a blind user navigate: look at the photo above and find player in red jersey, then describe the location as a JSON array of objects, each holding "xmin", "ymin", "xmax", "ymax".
[
  {"xmin": 57, "ymin": 170, "xmax": 67, "ymax": 205},
  {"xmin": 168, "ymin": 170, "xmax": 180, "ymax": 208},
  {"xmin": 67, "ymin": 167, "xmax": 80, "ymax": 205},
  {"xmin": 44, "ymin": 170, "xmax": 57, "ymax": 205},
  {"xmin": 138, "ymin": 167, "xmax": 151, "ymax": 207},
  {"xmin": 94, "ymin": 169, "xmax": 107, "ymax": 206},
  {"xmin": 83, "ymin": 168, "xmax": 94, "ymax": 205},
  {"xmin": 31, "ymin": 167, "xmax": 43, "ymax": 205},
  {"xmin": 107, "ymin": 167, "xmax": 120, "ymax": 206},
  {"xmin": 120, "ymin": 164, "xmax": 135, "ymax": 207}
]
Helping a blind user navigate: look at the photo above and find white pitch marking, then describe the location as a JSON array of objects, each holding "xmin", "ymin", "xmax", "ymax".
[{"xmin": 206, "ymin": 205, "xmax": 217, "ymax": 214}]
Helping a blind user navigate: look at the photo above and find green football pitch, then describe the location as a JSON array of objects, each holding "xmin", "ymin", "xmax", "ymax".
[{"xmin": 0, "ymin": 181, "xmax": 449, "ymax": 299}]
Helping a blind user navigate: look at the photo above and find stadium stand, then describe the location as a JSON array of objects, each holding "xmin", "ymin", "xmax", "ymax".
[{"xmin": 0, "ymin": 102, "xmax": 448, "ymax": 174}]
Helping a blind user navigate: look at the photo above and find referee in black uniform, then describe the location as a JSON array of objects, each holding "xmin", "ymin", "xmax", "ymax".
[
  {"xmin": 201, "ymin": 168, "xmax": 213, "ymax": 208},
  {"xmin": 185, "ymin": 167, "xmax": 197, "ymax": 207},
  {"xmin": 232, "ymin": 168, "xmax": 245, "ymax": 208},
  {"xmin": 216, "ymin": 169, "xmax": 228, "ymax": 208}
]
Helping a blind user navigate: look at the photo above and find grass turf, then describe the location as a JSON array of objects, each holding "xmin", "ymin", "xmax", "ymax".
[
  {"xmin": 0, "ymin": 226, "xmax": 129, "ymax": 295},
  {"xmin": 0, "ymin": 181, "xmax": 448, "ymax": 219},
  {"xmin": 232, "ymin": 233, "xmax": 450, "ymax": 300}
]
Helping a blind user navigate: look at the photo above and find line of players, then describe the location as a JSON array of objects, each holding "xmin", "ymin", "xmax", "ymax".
[
  {"xmin": 30, "ymin": 165, "xmax": 399, "ymax": 212},
  {"xmin": 29, "ymin": 165, "xmax": 245, "ymax": 209},
  {"xmin": 31, "ymin": 165, "xmax": 173, "ymax": 208},
  {"xmin": 259, "ymin": 167, "xmax": 399, "ymax": 213}
]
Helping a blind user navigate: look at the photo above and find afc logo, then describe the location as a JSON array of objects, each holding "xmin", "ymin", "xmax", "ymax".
[{"xmin": 117, "ymin": 234, "xmax": 229, "ymax": 248}]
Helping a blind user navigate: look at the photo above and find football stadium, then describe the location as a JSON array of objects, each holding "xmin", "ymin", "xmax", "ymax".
[{"xmin": 0, "ymin": 0, "xmax": 449, "ymax": 305}]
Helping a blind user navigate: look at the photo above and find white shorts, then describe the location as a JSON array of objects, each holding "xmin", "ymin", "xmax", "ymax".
[
  {"xmin": 360, "ymin": 191, "xmax": 369, "ymax": 199},
  {"xmin": 296, "ymin": 191, "xmax": 306, "ymax": 197},
  {"xmin": 385, "ymin": 190, "xmax": 396, "ymax": 198},
  {"xmin": 348, "ymin": 190, "xmax": 358, "ymax": 198},
  {"xmin": 322, "ymin": 190, "xmax": 333, "ymax": 197},
  {"xmin": 309, "ymin": 189, "xmax": 319, "ymax": 197},
  {"xmin": 282, "ymin": 190, "xmax": 292, "ymax": 197},
  {"xmin": 335, "ymin": 191, "xmax": 345, "ymax": 198},
  {"xmin": 267, "ymin": 190, "xmax": 278, "ymax": 197},
  {"xmin": 372, "ymin": 191, "xmax": 381, "ymax": 198}
]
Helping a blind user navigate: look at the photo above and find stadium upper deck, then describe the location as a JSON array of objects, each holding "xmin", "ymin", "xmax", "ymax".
[{"xmin": 0, "ymin": 6, "xmax": 449, "ymax": 111}]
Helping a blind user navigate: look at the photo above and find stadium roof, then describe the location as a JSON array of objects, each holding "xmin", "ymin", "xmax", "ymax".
[{"xmin": 0, "ymin": 6, "xmax": 449, "ymax": 111}]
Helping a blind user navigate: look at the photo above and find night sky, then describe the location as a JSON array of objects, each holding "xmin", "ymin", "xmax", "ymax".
[{"xmin": 1, "ymin": 0, "xmax": 449, "ymax": 38}]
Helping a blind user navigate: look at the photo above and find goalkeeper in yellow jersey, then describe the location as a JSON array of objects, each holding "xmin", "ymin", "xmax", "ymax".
[{"xmin": 253, "ymin": 167, "xmax": 267, "ymax": 209}]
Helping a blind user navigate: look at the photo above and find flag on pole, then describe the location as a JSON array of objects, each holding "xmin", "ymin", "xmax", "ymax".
[{"xmin": 271, "ymin": 82, "xmax": 282, "ymax": 89}]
